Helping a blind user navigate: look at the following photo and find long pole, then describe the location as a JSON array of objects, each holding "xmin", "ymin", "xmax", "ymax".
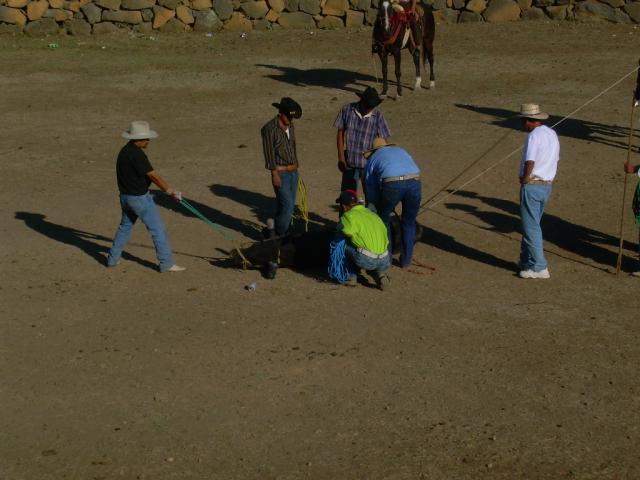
[{"xmin": 615, "ymin": 59, "xmax": 640, "ymax": 275}]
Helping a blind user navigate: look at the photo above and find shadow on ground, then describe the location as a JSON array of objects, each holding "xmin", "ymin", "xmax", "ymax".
[
  {"xmin": 209, "ymin": 184, "xmax": 335, "ymax": 232},
  {"xmin": 153, "ymin": 190, "xmax": 263, "ymax": 241},
  {"xmin": 430, "ymin": 190, "xmax": 639, "ymax": 272},
  {"xmin": 14, "ymin": 211, "xmax": 158, "ymax": 270},
  {"xmin": 256, "ymin": 64, "xmax": 376, "ymax": 93},
  {"xmin": 455, "ymin": 104, "xmax": 635, "ymax": 151}
]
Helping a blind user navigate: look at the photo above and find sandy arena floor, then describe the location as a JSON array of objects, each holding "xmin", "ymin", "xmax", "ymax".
[{"xmin": 1, "ymin": 20, "xmax": 640, "ymax": 479}]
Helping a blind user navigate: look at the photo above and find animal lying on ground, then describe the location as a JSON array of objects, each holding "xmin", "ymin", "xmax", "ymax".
[{"xmin": 230, "ymin": 214, "xmax": 423, "ymax": 279}]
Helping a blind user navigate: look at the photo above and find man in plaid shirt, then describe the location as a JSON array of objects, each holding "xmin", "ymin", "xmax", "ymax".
[{"xmin": 334, "ymin": 87, "xmax": 391, "ymax": 194}]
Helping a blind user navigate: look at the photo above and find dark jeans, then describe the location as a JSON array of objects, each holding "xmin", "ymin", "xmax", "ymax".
[
  {"xmin": 341, "ymin": 167, "xmax": 366, "ymax": 194},
  {"xmin": 273, "ymin": 170, "xmax": 298, "ymax": 236},
  {"xmin": 376, "ymin": 179, "xmax": 422, "ymax": 267}
]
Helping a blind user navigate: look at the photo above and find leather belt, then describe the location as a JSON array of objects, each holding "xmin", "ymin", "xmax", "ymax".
[
  {"xmin": 383, "ymin": 173, "xmax": 420, "ymax": 183},
  {"xmin": 526, "ymin": 179, "xmax": 553, "ymax": 185},
  {"xmin": 357, "ymin": 248, "xmax": 389, "ymax": 259},
  {"xmin": 275, "ymin": 164, "xmax": 298, "ymax": 172}
]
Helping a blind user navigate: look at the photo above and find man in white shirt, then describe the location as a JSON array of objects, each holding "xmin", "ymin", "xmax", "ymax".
[
  {"xmin": 623, "ymin": 160, "xmax": 640, "ymax": 277},
  {"xmin": 517, "ymin": 103, "xmax": 560, "ymax": 279}
]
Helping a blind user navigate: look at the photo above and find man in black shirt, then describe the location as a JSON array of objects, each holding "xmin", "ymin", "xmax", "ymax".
[
  {"xmin": 261, "ymin": 97, "xmax": 302, "ymax": 237},
  {"xmin": 107, "ymin": 121, "xmax": 185, "ymax": 272}
]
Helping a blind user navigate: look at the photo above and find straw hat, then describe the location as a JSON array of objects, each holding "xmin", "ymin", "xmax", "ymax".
[
  {"xmin": 363, "ymin": 137, "xmax": 394, "ymax": 159},
  {"xmin": 518, "ymin": 103, "xmax": 549, "ymax": 120},
  {"xmin": 122, "ymin": 121, "xmax": 158, "ymax": 140}
]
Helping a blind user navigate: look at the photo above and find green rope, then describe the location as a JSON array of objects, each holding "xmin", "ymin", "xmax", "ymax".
[
  {"xmin": 179, "ymin": 199, "xmax": 252, "ymax": 267},
  {"xmin": 179, "ymin": 199, "xmax": 239, "ymax": 243}
]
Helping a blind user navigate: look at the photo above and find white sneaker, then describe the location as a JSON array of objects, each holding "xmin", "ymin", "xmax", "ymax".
[
  {"xmin": 165, "ymin": 264, "xmax": 186, "ymax": 272},
  {"xmin": 519, "ymin": 268, "xmax": 550, "ymax": 279},
  {"xmin": 631, "ymin": 271, "xmax": 640, "ymax": 278}
]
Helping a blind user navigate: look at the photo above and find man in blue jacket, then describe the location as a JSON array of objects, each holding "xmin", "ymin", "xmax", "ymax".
[{"xmin": 364, "ymin": 138, "xmax": 421, "ymax": 268}]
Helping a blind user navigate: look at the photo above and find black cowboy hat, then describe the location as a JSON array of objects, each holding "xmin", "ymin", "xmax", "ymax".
[
  {"xmin": 272, "ymin": 97, "xmax": 302, "ymax": 119},
  {"xmin": 356, "ymin": 87, "xmax": 383, "ymax": 108}
]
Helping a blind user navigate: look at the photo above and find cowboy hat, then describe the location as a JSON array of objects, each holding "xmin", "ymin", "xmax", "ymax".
[
  {"xmin": 363, "ymin": 137, "xmax": 395, "ymax": 159},
  {"xmin": 356, "ymin": 87, "xmax": 384, "ymax": 108},
  {"xmin": 518, "ymin": 103, "xmax": 549, "ymax": 120},
  {"xmin": 122, "ymin": 121, "xmax": 158, "ymax": 140},
  {"xmin": 272, "ymin": 97, "xmax": 302, "ymax": 119}
]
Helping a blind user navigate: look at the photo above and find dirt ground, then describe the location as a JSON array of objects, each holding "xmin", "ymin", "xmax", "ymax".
[{"xmin": 2, "ymin": 20, "xmax": 640, "ymax": 479}]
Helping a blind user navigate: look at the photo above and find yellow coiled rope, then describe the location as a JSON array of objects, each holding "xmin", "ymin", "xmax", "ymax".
[{"xmin": 295, "ymin": 176, "xmax": 310, "ymax": 232}]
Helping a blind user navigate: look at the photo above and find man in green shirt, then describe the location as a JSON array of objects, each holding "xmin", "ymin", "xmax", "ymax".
[
  {"xmin": 336, "ymin": 190, "xmax": 391, "ymax": 290},
  {"xmin": 624, "ymin": 160, "xmax": 640, "ymax": 277}
]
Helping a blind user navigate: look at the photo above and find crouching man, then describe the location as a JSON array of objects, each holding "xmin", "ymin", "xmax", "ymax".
[{"xmin": 335, "ymin": 190, "xmax": 391, "ymax": 290}]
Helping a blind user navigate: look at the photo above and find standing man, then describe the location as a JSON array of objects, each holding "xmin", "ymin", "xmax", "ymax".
[
  {"xmin": 107, "ymin": 121, "xmax": 185, "ymax": 272},
  {"xmin": 335, "ymin": 190, "xmax": 391, "ymax": 290},
  {"xmin": 334, "ymin": 87, "xmax": 391, "ymax": 194},
  {"xmin": 623, "ymin": 160, "xmax": 640, "ymax": 277},
  {"xmin": 364, "ymin": 138, "xmax": 421, "ymax": 268},
  {"xmin": 261, "ymin": 97, "xmax": 302, "ymax": 237},
  {"xmin": 518, "ymin": 104, "xmax": 560, "ymax": 279}
]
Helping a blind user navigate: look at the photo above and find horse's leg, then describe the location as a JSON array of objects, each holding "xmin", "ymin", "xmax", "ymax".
[
  {"xmin": 423, "ymin": 9, "xmax": 435, "ymax": 89},
  {"xmin": 380, "ymin": 52, "xmax": 389, "ymax": 97},
  {"xmin": 412, "ymin": 47, "xmax": 421, "ymax": 91},
  {"xmin": 394, "ymin": 51, "xmax": 402, "ymax": 98},
  {"xmin": 424, "ymin": 38, "xmax": 435, "ymax": 88}
]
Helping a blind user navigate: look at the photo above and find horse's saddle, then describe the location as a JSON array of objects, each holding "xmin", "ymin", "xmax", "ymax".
[{"xmin": 387, "ymin": 4, "xmax": 423, "ymax": 48}]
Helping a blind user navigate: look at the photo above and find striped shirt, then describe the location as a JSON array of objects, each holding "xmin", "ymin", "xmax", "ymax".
[
  {"xmin": 261, "ymin": 116, "xmax": 298, "ymax": 170},
  {"xmin": 334, "ymin": 102, "xmax": 391, "ymax": 169}
]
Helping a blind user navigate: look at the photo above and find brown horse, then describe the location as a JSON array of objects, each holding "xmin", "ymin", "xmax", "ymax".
[{"xmin": 372, "ymin": 1, "xmax": 435, "ymax": 98}]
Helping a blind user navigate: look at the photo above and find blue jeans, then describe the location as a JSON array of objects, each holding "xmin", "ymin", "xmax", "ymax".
[
  {"xmin": 273, "ymin": 170, "xmax": 298, "ymax": 236},
  {"xmin": 107, "ymin": 193, "xmax": 174, "ymax": 271},
  {"xmin": 341, "ymin": 167, "xmax": 366, "ymax": 194},
  {"xmin": 376, "ymin": 179, "xmax": 422, "ymax": 267},
  {"xmin": 520, "ymin": 184, "xmax": 552, "ymax": 272},
  {"xmin": 344, "ymin": 243, "xmax": 391, "ymax": 275}
]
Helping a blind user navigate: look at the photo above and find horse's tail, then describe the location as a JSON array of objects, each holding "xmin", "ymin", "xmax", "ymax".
[{"xmin": 420, "ymin": 2, "xmax": 435, "ymax": 66}]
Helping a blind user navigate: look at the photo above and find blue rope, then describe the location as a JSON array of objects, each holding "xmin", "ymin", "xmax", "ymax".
[{"xmin": 328, "ymin": 239, "xmax": 353, "ymax": 284}]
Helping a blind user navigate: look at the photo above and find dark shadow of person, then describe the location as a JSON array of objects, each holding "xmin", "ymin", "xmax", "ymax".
[
  {"xmin": 454, "ymin": 104, "xmax": 633, "ymax": 151},
  {"xmin": 209, "ymin": 184, "xmax": 336, "ymax": 232},
  {"xmin": 445, "ymin": 190, "xmax": 639, "ymax": 271},
  {"xmin": 255, "ymin": 64, "xmax": 377, "ymax": 93},
  {"xmin": 152, "ymin": 190, "xmax": 262, "ymax": 241},
  {"xmin": 418, "ymin": 223, "xmax": 519, "ymax": 272},
  {"xmin": 14, "ymin": 211, "xmax": 157, "ymax": 270}
]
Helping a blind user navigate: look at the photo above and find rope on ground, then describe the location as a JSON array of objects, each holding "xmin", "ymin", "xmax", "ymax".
[
  {"xmin": 418, "ymin": 64, "xmax": 640, "ymax": 217},
  {"xmin": 422, "ymin": 128, "xmax": 513, "ymax": 208},
  {"xmin": 328, "ymin": 239, "xmax": 353, "ymax": 283},
  {"xmin": 295, "ymin": 176, "xmax": 310, "ymax": 232},
  {"xmin": 179, "ymin": 199, "xmax": 252, "ymax": 268}
]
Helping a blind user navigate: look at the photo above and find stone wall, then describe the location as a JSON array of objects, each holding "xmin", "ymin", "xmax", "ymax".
[{"xmin": 0, "ymin": 0, "xmax": 639, "ymax": 36}]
